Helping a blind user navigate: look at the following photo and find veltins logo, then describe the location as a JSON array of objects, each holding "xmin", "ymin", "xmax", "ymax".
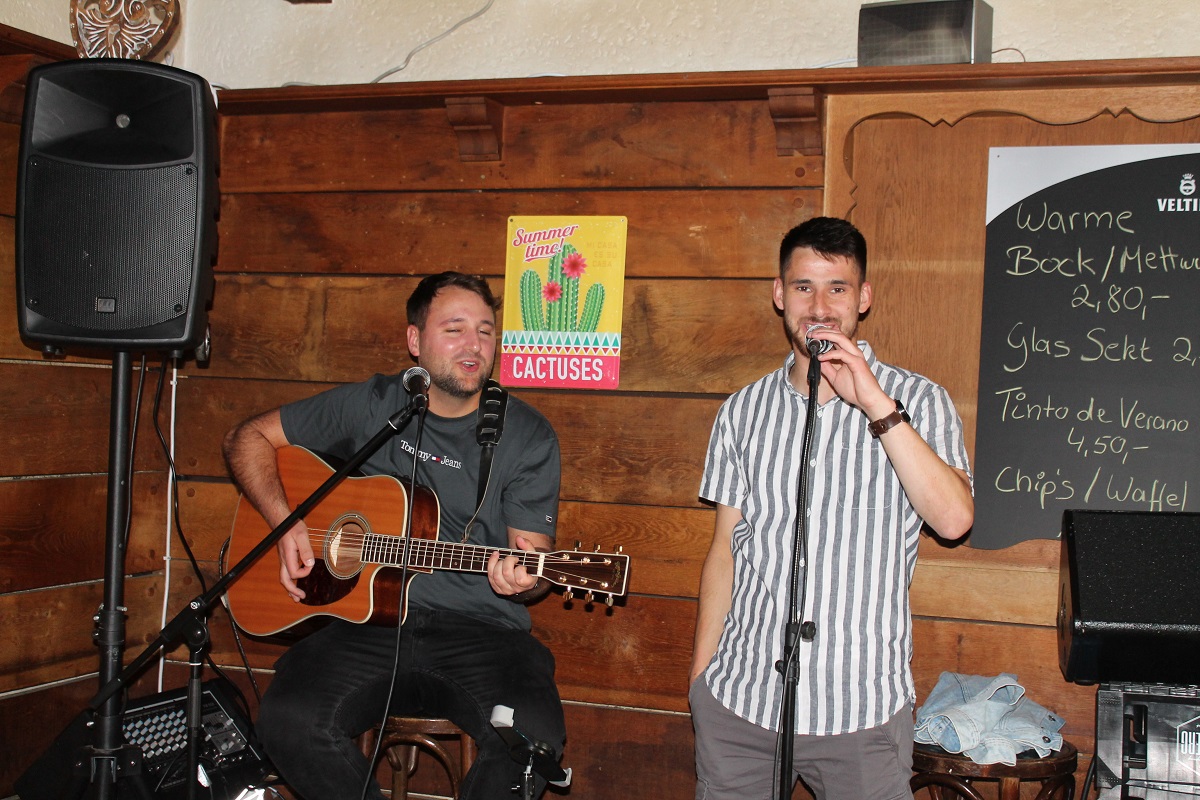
[{"xmin": 1158, "ymin": 173, "xmax": 1199, "ymax": 212}]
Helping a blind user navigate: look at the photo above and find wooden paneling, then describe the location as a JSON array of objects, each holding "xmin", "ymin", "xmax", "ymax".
[
  {"xmin": 0, "ymin": 120, "xmax": 17, "ymax": 216},
  {"xmin": 912, "ymin": 536, "xmax": 1059, "ymax": 626},
  {"xmin": 0, "ymin": 574, "xmax": 163, "ymax": 692},
  {"xmin": 0, "ymin": 473, "xmax": 167, "ymax": 594},
  {"xmin": 200, "ymin": 274, "xmax": 785, "ymax": 393},
  {"xmin": 0, "ymin": 361, "xmax": 175, "ymax": 477},
  {"xmin": 217, "ymin": 189, "xmax": 817, "ymax": 279},
  {"xmin": 219, "ymin": 100, "xmax": 822, "ymax": 194}
]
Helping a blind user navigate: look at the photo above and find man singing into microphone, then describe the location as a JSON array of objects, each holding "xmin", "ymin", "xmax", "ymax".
[
  {"xmin": 690, "ymin": 217, "xmax": 974, "ymax": 799},
  {"xmin": 223, "ymin": 271, "xmax": 566, "ymax": 799}
]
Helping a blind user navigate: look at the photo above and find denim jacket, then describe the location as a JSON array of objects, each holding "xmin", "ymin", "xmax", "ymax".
[{"xmin": 914, "ymin": 672, "xmax": 1065, "ymax": 765}]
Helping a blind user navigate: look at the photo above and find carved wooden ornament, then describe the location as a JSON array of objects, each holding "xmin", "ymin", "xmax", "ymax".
[{"xmin": 70, "ymin": 0, "xmax": 180, "ymax": 60}]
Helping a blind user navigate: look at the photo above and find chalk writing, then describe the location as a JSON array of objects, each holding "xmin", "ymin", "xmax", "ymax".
[{"xmin": 974, "ymin": 150, "xmax": 1200, "ymax": 548}]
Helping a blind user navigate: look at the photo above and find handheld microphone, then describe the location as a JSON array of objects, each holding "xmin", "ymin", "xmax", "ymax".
[
  {"xmin": 805, "ymin": 324, "xmax": 835, "ymax": 357},
  {"xmin": 402, "ymin": 366, "xmax": 430, "ymax": 409}
]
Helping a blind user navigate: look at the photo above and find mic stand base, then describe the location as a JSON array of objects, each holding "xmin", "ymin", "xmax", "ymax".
[{"xmin": 514, "ymin": 762, "xmax": 536, "ymax": 800}]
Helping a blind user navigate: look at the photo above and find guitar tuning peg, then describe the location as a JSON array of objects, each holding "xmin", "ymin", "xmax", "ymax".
[
  {"xmin": 616, "ymin": 545, "xmax": 623, "ymax": 554},
  {"xmin": 574, "ymin": 540, "xmax": 582, "ymax": 550},
  {"xmin": 564, "ymin": 589, "xmax": 574, "ymax": 603},
  {"xmin": 605, "ymin": 594, "xmax": 614, "ymax": 608},
  {"xmin": 584, "ymin": 591, "xmax": 594, "ymax": 605},
  {"xmin": 593, "ymin": 543, "xmax": 600, "ymax": 552}
]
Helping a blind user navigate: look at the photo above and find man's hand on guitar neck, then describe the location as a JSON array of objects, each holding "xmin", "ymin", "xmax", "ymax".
[
  {"xmin": 488, "ymin": 532, "xmax": 552, "ymax": 603},
  {"xmin": 278, "ymin": 519, "xmax": 315, "ymax": 602}
]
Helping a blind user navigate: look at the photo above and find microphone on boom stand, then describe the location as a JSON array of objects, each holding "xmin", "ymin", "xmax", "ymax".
[
  {"xmin": 402, "ymin": 366, "xmax": 430, "ymax": 411},
  {"xmin": 491, "ymin": 705, "xmax": 570, "ymax": 799}
]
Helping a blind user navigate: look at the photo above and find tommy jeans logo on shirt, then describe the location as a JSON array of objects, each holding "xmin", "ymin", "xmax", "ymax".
[{"xmin": 399, "ymin": 439, "xmax": 463, "ymax": 470}]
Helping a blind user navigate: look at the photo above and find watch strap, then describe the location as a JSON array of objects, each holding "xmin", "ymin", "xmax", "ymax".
[{"xmin": 868, "ymin": 398, "xmax": 911, "ymax": 439}]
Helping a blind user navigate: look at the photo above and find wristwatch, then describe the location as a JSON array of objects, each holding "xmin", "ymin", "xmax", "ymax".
[{"xmin": 868, "ymin": 398, "xmax": 911, "ymax": 439}]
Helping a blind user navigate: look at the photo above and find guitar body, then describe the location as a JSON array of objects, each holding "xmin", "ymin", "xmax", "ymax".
[{"xmin": 225, "ymin": 446, "xmax": 441, "ymax": 636}]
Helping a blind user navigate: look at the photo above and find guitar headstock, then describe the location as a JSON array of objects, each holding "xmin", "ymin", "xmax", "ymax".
[{"xmin": 543, "ymin": 542, "xmax": 629, "ymax": 607}]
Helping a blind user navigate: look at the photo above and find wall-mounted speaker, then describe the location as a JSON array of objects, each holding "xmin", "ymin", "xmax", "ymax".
[
  {"xmin": 16, "ymin": 58, "xmax": 217, "ymax": 355},
  {"xmin": 1058, "ymin": 509, "xmax": 1200, "ymax": 685},
  {"xmin": 858, "ymin": 0, "xmax": 993, "ymax": 67}
]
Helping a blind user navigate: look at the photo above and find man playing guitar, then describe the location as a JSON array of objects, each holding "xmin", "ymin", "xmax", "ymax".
[{"xmin": 223, "ymin": 271, "xmax": 566, "ymax": 800}]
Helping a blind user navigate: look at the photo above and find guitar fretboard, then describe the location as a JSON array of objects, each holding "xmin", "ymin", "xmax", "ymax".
[{"xmin": 363, "ymin": 534, "xmax": 542, "ymax": 575}]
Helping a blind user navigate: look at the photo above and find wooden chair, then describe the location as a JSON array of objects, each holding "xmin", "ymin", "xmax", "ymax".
[
  {"xmin": 359, "ymin": 716, "xmax": 477, "ymax": 799},
  {"xmin": 910, "ymin": 740, "xmax": 1077, "ymax": 800}
]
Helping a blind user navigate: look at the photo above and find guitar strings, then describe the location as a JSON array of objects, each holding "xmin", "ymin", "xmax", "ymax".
[{"xmin": 295, "ymin": 526, "xmax": 620, "ymax": 584}]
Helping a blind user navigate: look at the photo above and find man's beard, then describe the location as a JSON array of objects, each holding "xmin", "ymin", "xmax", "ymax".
[{"xmin": 429, "ymin": 365, "xmax": 490, "ymax": 399}]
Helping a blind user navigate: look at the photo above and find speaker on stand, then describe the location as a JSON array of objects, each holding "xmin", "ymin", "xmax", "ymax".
[
  {"xmin": 17, "ymin": 57, "xmax": 217, "ymax": 357},
  {"xmin": 15, "ymin": 57, "xmax": 218, "ymax": 799}
]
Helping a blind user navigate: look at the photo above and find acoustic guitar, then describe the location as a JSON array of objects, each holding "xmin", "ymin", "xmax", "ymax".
[{"xmin": 224, "ymin": 446, "xmax": 629, "ymax": 636}]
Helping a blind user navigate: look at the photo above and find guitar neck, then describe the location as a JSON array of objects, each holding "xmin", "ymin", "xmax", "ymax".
[{"xmin": 364, "ymin": 534, "xmax": 540, "ymax": 577}]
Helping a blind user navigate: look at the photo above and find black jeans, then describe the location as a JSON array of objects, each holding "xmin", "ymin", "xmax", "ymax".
[{"xmin": 257, "ymin": 608, "xmax": 565, "ymax": 800}]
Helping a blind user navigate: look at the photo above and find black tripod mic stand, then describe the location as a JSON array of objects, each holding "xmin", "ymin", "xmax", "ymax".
[{"xmin": 85, "ymin": 392, "xmax": 427, "ymax": 800}]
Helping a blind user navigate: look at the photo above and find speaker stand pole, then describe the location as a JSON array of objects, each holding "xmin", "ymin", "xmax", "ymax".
[{"xmin": 85, "ymin": 350, "xmax": 151, "ymax": 800}]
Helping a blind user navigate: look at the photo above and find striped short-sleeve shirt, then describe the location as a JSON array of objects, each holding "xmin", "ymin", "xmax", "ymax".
[{"xmin": 699, "ymin": 344, "xmax": 971, "ymax": 735}]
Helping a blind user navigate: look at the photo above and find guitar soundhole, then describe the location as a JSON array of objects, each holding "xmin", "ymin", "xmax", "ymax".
[{"xmin": 325, "ymin": 513, "xmax": 368, "ymax": 579}]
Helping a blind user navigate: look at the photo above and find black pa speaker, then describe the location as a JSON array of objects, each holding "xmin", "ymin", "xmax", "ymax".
[
  {"xmin": 16, "ymin": 58, "xmax": 217, "ymax": 355},
  {"xmin": 1058, "ymin": 509, "xmax": 1200, "ymax": 686}
]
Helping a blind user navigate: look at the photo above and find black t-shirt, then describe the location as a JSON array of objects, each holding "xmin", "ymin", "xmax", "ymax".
[{"xmin": 280, "ymin": 372, "xmax": 561, "ymax": 630}]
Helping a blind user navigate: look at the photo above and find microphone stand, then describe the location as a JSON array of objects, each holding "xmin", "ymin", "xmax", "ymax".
[
  {"xmin": 490, "ymin": 705, "xmax": 571, "ymax": 800},
  {"xmin": 85, "ymin": 394, "xmax": 427, "ymax": 800},
  {"xmin": 773, "ymin": 352, "xmax": 822, "ymax": 800}
]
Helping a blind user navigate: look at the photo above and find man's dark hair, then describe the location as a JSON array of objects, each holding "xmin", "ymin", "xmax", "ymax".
[
  {"xmin": 406, "ymin": 271, "xmax": 501, "ymax": 328},
  {"xmin": 778, "ymin": 216, "xmax": 867, "ymax": 279}
]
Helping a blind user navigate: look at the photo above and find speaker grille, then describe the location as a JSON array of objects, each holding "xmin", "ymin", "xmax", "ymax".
[
  {"xmin": 1071, "ymin": 512, "xmax": 1200, "ymax": 628},
  {"xmin": 21, "ymin": 157, "xmax": 199, "ymax": 334}
]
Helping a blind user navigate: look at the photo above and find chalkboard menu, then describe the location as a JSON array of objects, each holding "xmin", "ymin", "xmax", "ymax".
[{"xmin": 973, "ymin": 145, "xmax": 1200, "ymax": 549}]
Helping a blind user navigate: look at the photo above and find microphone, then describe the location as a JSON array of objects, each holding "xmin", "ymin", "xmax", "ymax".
[
  {"xmin": 402, "ymin": 366, "xmax": 430, "ymax": 409},
  {"xmin": 490, "ymin": 705, "xmax": 571, "ymax": 788},
  {"xmin": 805, "ymin": 324, "xmax": 835, "ymax": 357}
]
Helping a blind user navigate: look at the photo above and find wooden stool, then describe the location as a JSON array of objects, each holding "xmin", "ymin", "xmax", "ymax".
[
  {"xmin": 910, "ymin": 740, "xmax": 1077, "ymax": 800},
  {"xmin": 360, "ymin": 716, "xmax": 476, "ymax": 799}
]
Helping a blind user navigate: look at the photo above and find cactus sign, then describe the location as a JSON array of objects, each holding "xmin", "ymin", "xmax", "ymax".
[{"xmin": 501, "ymin": 215, "xmax": 627, "ymax": 389}]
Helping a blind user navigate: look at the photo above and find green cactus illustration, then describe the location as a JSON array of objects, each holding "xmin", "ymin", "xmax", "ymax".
[
  {"xmin": 559, "ymin": 245, "xmax": 581, "ymax": 332},
  {"xmin": 516, "ymin": 244, "xmax": 605, "ymax": 333},
  {"xmin": 547, "ymin": 248, "xmax": 565, "ymax": 331},
  {"xmin": 578, "ymin": 283, "xmax": 605, "ymax": 332},
  {"xmin": 519, "ymin": 269, "xmax": 545, "ymax": 330}
]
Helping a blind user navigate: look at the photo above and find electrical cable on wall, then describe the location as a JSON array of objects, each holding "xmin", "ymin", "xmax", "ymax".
[
  {"xmin": 278, "ymin": 0, "xmax": 496, "ymax": 88},
  {"xmin": 370, "ymin": 0, "xmax": 496, "ymax": 83}
]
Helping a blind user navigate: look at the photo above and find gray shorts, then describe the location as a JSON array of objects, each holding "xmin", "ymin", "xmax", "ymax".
[{"xmin": 690, "ymin": 679, "xmax": 914, "ymax": 800}]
